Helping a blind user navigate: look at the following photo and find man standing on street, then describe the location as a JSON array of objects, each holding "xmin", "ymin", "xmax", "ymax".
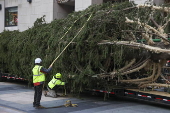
[{"xmin": 32, "ymin": 58, "xmax": 52, "ymax": 109}]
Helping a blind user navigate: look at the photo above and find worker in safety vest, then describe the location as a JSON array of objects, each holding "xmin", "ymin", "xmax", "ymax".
[
  {"xmin": 44, "ymin": 73, "xmax": 65, "ymax": 98},
  {"xmin": 32, "ymin": 58, "xmax": 52, "ymax": 109}
]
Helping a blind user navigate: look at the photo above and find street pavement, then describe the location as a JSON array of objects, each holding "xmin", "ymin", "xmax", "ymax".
[{"xmin": 0, "ymin": 82, "xmax": 170, "ymax": 113}]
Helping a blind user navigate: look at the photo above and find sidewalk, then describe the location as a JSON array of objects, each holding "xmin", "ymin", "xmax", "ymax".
[
  {"xmin": 1, "ymin": 82, "xmax": 170, "ymax": 113},
  {"xmin": 0, "ymin": 82, "xmax": 85, "ymax": 113}
]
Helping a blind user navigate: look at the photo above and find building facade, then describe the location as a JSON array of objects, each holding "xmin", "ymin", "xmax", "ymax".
[
  {"xmin": 0, "ymin": 0, "xmax": 74, "ymax": 32},
  {"xmin": 0, "ymin": 0, "xmax": 165, "ymax": 33}
]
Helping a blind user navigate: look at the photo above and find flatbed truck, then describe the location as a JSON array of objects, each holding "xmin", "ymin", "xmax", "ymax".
[{"xmin": 92, "ymin": 88, "xmax": 170, "ymax": 105}]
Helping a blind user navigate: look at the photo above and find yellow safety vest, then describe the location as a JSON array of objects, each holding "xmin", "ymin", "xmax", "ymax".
[
  {"xmin": 48, "ymin": 76, "xmax": 65, "ymax": 89},
  {"xmin": 32, "ymin": 65, "xmax": 45, "ymax": 83}
]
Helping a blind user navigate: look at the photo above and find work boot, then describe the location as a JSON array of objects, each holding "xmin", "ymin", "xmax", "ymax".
[
  {"xmin": 35, "ymin": 105, "xmax": 45, "ymax": 109},
  {"xmin": 33, "ymin": 102, "xmax": 36, "ymax": 107},
  {"xmin": 55, "ymin": 93, "xmax": 60, "ymax": 97},
  {"xmin": 52, "ymin": 94, "xmax": 60, "ymax": 98},
  {"xmin": 56, "ymin": 94, "xmax": 60, "ymax": 97},
  {"xmin": 52, "ymin": 95, "xmax": 58, "ymax": 98}
]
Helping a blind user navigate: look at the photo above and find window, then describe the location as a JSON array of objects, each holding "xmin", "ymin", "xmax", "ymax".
[{"xmin": 5, "ymin": 7, "xmax": 18, "ymax": 27}]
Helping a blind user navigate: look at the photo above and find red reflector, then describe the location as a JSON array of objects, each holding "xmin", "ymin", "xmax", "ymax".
[
  {"xmin": 142, "ymin": 95, "xmax": 147, "ymax": 97},
  {"xmin": 103, "ymin": 91, "xmax": 108, "ymax": 93},
  {"xmin": 128, "ymin": 93, "xmax": 134, "ymax": 95},
  {"xmin": 110, "ymin": 92, "xmax": 115, "ymax": 94},
  {"xmin": 156, "ymin": 98, "xmax": 163, "ymax": 100}
]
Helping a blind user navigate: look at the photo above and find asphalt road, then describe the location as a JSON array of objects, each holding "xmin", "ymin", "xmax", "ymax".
[{"xmin": 0, "ymin": 82, "xmax": 170, "ymax": 113}]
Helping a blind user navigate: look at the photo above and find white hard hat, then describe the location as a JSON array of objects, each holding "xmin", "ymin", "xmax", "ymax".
[{"xmin": 35, "ymin": 58, "xmax": 42, "ymax": 63}]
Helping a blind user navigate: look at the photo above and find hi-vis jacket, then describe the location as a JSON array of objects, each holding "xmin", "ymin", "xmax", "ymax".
[
  {"xmin": 32, "ymin": 65, "xmax": 45, "ymax": 85},
  {"xmin": 48, "ymin": 76, "xmax": 65, "ymax": 89}
]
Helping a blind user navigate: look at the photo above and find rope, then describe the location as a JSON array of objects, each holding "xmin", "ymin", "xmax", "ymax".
[
  {"xmin": 60, "ymin": 12, "xmax": 91, "ymax": 40},
  {"xmin": 49, "ymin": 13, "xmax": 93, "ymax": 67}
]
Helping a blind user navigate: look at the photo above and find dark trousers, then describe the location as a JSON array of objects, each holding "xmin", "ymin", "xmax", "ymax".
[{"xmin": 33, "ymin": 84, "xmax": 43, "ymax": 107}]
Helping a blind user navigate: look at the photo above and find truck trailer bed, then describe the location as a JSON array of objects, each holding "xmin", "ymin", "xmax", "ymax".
[
  {"xmin": 124, "ymin": 89, "xmax": 170, "ymax": 105},
  {"xmin": 92, "ymin": 88, "xmax": 170, "ymax": 105},
  {"xmin": 126, "ymin": 89, "xmax": 170, "ymax": 97}
]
